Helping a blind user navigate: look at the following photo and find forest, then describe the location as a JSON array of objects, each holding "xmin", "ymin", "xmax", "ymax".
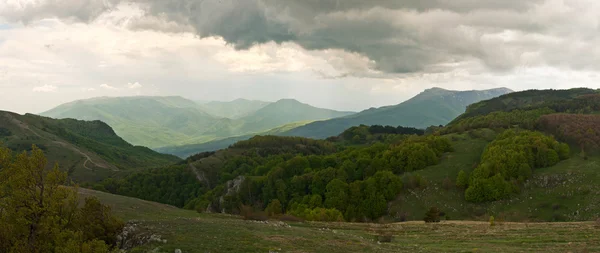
[{"xmin": 84, "ymin": 88, "xmax": 600, "ymax": 224}]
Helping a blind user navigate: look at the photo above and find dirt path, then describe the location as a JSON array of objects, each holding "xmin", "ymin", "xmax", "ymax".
[
  {"xmin": 5, "ymin": 113, "xmax": 115, "ymax": 171},
  {"xmin": 52, "ymin": 141, "xmax": 112, "ymax": 170}
]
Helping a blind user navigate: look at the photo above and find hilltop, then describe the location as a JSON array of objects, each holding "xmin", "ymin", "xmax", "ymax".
[
  {"xmin": 280, "ymin": 87, "xmax": 512, "ymax": 139},
  {"xmin": 0, "ymin": 111, "xmax": 180, "ymax": 183}
]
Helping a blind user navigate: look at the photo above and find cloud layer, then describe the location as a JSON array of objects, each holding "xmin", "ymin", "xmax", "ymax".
[
  {"xmin": 3, "ymin": 0, "xmax": 600, "ymax": 76},
  {"xmin": 1, "ymin": 0, "xmax": 600, "ymax": 114}
]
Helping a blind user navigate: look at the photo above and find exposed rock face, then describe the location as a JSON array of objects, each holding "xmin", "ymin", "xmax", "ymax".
[
  {"xmin": 116, "ymin": 222, "xmax": 167, "ymax": 250},
  {"xmin": 217, "ymin": 176, "xmax": 246, "ymax": 213}
]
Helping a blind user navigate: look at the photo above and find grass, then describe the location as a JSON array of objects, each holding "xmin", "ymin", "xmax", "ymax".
[
  {"xmin": 81, "ymin": 188, "xmax": 600, "ymax": 253},
  {"xmin": 390, "ymin": 130, "xmax": 600, "ymax": 222}
]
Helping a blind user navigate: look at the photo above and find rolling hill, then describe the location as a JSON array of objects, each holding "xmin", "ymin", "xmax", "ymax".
[
  {"xmin": 41, "ymin": 97, "xmax": 353, "ymax": 148},
  {"xmin": 0, "ymin": 111, "xmax": 180, "ymax": 183},
  {"xmin": 281, "ymin": 87, "xmax": 513, "ymax": 139}
]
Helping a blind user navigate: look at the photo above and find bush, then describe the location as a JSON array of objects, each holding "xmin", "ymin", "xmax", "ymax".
[
  {"xmin": 265, "ymin": 199, "xmax": 283, "ymax": 217},
  {"xmin": 489, "ymin": 216, "xmax": 495, "ymax": 227},
  {"xmin": 424, "ymin": 207, "xmax": 441, "ymax": 223},
  {"xmin": 442, "ymin": 177, "xmax": 453, "ymax": 190}
]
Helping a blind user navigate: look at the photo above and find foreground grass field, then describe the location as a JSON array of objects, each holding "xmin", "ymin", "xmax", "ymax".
[{"xmin": 80, "ymin": 189, "xmax": 600, "ymax": 253}]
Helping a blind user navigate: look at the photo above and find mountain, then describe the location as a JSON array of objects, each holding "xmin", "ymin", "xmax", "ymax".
[
  {"xmin": 156, "ymin": 120, "xmax": 313, "ymax": 158},
  {"xmin": 281, "ymin": 87, "xmax": 513, "ymax": 139},
  {"xmin": 0, "ymin": 111, "xmax": 180, "ymax": 183},
  {"xmin": 237, "ymin": 99, "xmax": 355, "ymax": 134},
  {"xmin": 198, "ymin": 98, "xmax": 271, "ymax": 119},
  {"xmin": 41, "ymin": 96, "xmax": 354, "ymax": 149},
  {"xmin": 95, "ymin": 88, "xmax": 600, "ymax": 225},
  {"xmin": 40, "ymin": 96, "xmax": 230, "ymax": 148}
]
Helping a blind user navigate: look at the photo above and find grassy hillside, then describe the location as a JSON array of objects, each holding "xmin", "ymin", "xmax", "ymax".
[
  {"xmin": 282, "ymin": 87, "xmax": 512, "ymax": 139},
  {"xmin": 42, "ymin": 96, "xmax": 352, "ymax": 148},
  {"xmin": 198, "ymin": 98, "xmax": 271, "ymax": 119},
  {"xmin": 0, "ymin": 111, "xmax": 180, "ymax": 183},
  {"xmin": 82, "ymin": 188, "xmax": 600, "ymax": 253},
  {"xmin": 156, "ymin": 120, "xmax": 314, "ymax": 158}
]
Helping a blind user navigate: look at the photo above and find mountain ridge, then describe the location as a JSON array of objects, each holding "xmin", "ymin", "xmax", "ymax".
[{"xmin": 280, "ymin": 87, "xmax": 513, "ymax": 139}]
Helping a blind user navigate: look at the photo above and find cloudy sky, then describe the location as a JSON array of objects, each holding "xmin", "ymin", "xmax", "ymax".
[{"xmin": 1, "ymin": 0, "xmax": 599, "ymax": 114}]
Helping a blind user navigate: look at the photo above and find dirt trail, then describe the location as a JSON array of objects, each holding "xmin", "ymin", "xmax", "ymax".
[
  {"xmin": 5, "ymin": 113, "xmax": 116, "ymax": 171},
  {"xmin": 52, "ymin": 141, "xmax": 113, "ymax": 170}
]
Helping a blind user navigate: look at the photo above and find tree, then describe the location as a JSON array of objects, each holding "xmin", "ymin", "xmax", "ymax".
[
  {"xmin": 324, "ymin": 179, "xmax": 349, "ymax": 213},
  {"xmin": 456, "ymin": 170, "xmax": 468, "ymax": 189},
  {"xmin": 0, "ymin": 145, "xmax": 123, "ymax": 252},
  {"xmin": 424, "ymin": 207, "xmax": 441, "ymax": 223},
  {"xmin": 265, "ymin": 199, "xmax": 282, "ymax": 216}
]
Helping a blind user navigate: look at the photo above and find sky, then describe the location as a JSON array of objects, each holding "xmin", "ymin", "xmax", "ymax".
[{"xmin": 1, "ymin": 0, "xmax": 600, "ymax": 114}]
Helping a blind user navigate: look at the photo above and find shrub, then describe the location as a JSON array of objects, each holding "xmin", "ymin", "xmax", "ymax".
[
  {"xmin": 424, "ymin": 207, "xmax": 441, "ymax": 223},
  {"xmin": 442, "ymin": 177, "xmax": 453, "ymax": 190},
  {"xmin": 456, "ymin": 170, "xmax": 468, "ymax": 189},
  {"xmin": 489, "ymin": 216, "xmax": 495, "ymax": 227},
  {"xmin": 265, "ymin": 199, "xmax": 283, "ymax": 217}
]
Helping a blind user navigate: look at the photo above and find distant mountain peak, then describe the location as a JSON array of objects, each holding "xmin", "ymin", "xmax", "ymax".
[{"xmin": 275, "ymin": 98, "xmax": 302, "ymax": 103}]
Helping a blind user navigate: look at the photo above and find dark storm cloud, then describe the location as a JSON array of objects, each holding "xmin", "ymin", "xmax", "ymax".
[{"xmin": 2, "ymin": 0, "xmax": 599, "ymax": 75}]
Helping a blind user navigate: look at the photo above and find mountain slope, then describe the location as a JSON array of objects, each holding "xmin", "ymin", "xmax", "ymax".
[
  {"xmin": 198, "ymin": 98, "xmax": 271, "ymax": 119},
  {"xmin": 281, "ymin": 87, "xmax": 513, "ymax": 139},
  {"xmin": 0, "ymin": 111, "xmax": 180, "ymax": 183},
  {"xmin": 238, "ymin": 99, "xmax": 355, "ymax": 134},
  {"xmin": 41, "ymin": 96, "xmax": 243, "ymax": 148},
  {"xmin": 41, "ymin": 97, "xmax": 353, "ymax": 148}
]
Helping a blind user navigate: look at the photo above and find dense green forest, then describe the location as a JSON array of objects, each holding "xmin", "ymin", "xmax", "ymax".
[{"xmin": 91, "ymin": 88, "xmax": 600, "ymax": 222}]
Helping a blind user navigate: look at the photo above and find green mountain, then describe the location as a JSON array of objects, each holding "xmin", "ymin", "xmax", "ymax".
[
  {"xmin": 94, "ymin": 88, "xmax": 600, "ymax": 224},
  {"xmin": 237, "ymin": 99, "xmax": 355, "ymax": 134},
  {"xmin": 40, "ymin": 96, "xmax": 228, "ymax": 148},
  {"xmin": 41, "ymin": 97, "xmax": 353, "ymax": 149},
  {"xmin": 198, "ymin": 98, "xmax": 271, "ymax": 119},
  {"xmin": 281, "ymin": 87, "xmax": 513, "ymax": 139},
  {"xmin": 0, "ymin": 111, "xmax": 180, "ymax": 183}
]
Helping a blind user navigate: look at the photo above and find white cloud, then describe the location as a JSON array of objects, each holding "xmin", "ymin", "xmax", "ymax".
[
  {"xmin": 99, "ymin": 84, "xmax": 118, "ymax": 90},
  {"xmin": 32, "ymin": 84, "xmax": 57, "ymax": 92},
  {"xmin": 127, "ymin": 82, "xmax": 142, "ymax": 89}
]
